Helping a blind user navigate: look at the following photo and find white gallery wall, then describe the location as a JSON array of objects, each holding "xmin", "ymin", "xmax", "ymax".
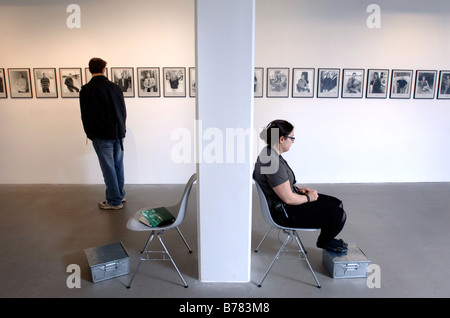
[
  {"xmin": 1, "ymin": 0, "xmax": 450, "ymax": 184},
  {"xmin": 254, "ymin": 0, "xmax": 450, "ymax": 183},
  {"xmin": 0, "ymin": 0, "xmax": 197, "ymax": 184}
]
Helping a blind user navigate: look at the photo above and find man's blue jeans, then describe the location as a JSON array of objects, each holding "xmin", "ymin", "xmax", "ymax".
[{"xmin": 92, "ymin": 138, "xmax": 125, "ymax": 206}]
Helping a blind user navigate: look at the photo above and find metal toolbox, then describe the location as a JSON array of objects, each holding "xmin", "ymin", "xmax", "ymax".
[
  {"xmin": 84, "ymin": 241, "xmax": 130, "ymax": 283},
  {"xmin": 322, "ymin": 243, "xmax": 370, "ymax": 279}
]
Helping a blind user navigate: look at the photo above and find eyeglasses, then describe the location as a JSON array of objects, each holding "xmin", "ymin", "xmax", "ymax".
[{"xmin": 284, "ymin": 135, "xmax": 295, "ymax": 141}]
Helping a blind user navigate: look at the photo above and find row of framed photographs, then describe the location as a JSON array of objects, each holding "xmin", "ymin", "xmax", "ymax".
[
  {"xmin": 2, "ymin": 67, "xmax": 450, "ymax": 100},
  {"xmin": 257, "ymin": 68, "xmax": 450, "ymax": 99},
  {"xmin": 0, "ymin": 67, "xmax": 195, "ymax": 98}
]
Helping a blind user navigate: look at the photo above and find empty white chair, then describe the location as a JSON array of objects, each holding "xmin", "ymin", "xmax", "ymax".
[{"xmin": 126, "ymin": 173, "xmax": 197, "ymax": 288}]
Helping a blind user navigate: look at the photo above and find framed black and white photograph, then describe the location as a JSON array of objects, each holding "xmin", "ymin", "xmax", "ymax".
[
  {"xmin": 254, "ymin": 67, "xmax": 264, "ymax": 98},
  {"xmin": 84, "ymin": 67, "xmax": 108, "ymax": 84},
  {"xmin": 366, "ymin": 69, "xmax": 389, "ymax": 98},
  {"xmin": 317, "ymin": 68, "xmax": 339, "ymax": 98},
  {"xmin": 189, "ymin": 67, "xmax": 196, "ymax": 98},
  {"xmin": 111, "ymin": 67, "xmax": 134, "ymax": 97},
  {"xmin": 8, "ymin": 68, "xmax": 32, "ymax": 98},
  {"xmin": 267, "ymin": 68, "xmax": 289, "ymax": 98},
  {"xmin": 437, "ymin": 70, "xmax": 450, "ymax": 99},
  {"xmin": 414, "ymin": 70, "xmax": 437, "ymax": 99},
  {"xmin": 292, "ymin": 68, "xmax": 314, "ymax": 98},
  {"xmin": 34, "ymin": 68, "xmax": 58, "ymax": 98},
  {"xmin": 0, "ymin": 68, "xmax": 7, "ymax": 98},
  {"xmin": 390, "ymin": 69, "xmax": 413, "ymax": 99},
  {"xmin": 163, "ymin": 67, "xmax": 186, "ymax": 97},
  {"xmin": 342, "ymin": 69, "xmax": 364, "ymax": 98},
  {"xmin": 137, "ymin": 67, "xmax": 160, "ymax": 97},
  {"xmin": 59, "ymin": 68, "xmax": 81, "ymax": 98}
]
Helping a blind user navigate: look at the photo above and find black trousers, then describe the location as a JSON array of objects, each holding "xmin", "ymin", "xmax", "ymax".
[{"xmin": 273, "ymin": 194, "xmax": 346, "ymax": 246}]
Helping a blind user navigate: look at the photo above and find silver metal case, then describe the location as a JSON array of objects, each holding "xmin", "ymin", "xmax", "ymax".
[
  {"xmin": 85, "ymin": 241, "xmax": 130, "ymax": 283},
  {"xmin": 322, "ymin": 243, "xmax": 370, "ymax": 279}
]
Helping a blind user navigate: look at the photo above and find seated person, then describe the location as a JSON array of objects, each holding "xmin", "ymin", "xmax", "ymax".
[{"xmin": 253, "ymin": 119, "xmax": 348, "ymax": 253}]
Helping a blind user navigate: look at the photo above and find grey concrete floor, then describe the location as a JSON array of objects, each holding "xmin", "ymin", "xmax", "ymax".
[{"xmin": 1, "ymin": 182, "xmax": 449, "ymax": 300}]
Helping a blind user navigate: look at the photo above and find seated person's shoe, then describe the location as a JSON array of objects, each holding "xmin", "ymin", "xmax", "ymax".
[
  {"xmin": 332, "ymin": 238, "xmax": 348, "ymax": 248},
  {"xmin": 317, "ymin": 239, "xmax": 348, "ymax": 253}
]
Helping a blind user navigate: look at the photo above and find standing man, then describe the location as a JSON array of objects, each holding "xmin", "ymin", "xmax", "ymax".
[{"xmin": 80, "ymin": 58, "xmax": 127, "ymax": 210}]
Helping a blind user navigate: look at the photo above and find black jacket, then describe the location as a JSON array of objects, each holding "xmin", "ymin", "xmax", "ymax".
[{"xmin": 79, "ymin": 75, "xmax": 127, "ymax": 141}]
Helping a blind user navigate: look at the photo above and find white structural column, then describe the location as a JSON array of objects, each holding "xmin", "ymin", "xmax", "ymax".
[{"xmin": 195, "ymin": 0, "xmax": 255, "ymax": 282}]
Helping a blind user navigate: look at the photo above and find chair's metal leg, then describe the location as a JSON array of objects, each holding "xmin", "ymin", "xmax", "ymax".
[
  {"xmin": 293, "ymin": 230, "xmax": 307, "ymax": 254},
  {"xmin": 158, "ymin": 232, "xmax": 188, "ymax": 288},
  {"xmin": 257, "ymin": 230, "xmax": 291, "ymax": 287},
  {"xmin": 255, "ymin": 226, "xmax": 273, "ymax": 252},
  {"xmin": 292, "ymin": 231, "xmax": 321, "ymax": 288},
  {"xmin": 140, "ymin": 230, "xmax": 155, "ymax": 253},
  {"xmin": 127, "ymin": 231, "xmax": 155, "ymax": 289},
  {"xmin": 176, "ymin": 227, "xmax": 192, "ymax": 253}
]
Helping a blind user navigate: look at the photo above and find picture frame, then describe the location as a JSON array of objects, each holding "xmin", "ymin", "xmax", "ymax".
[
  {"xmin": 292, "ymin": 68, "xmax": 314, "ymax": 98},
  {"xmin": 8, "ymin": 68, "xmax": 32, "ymax": 98},
  {"xmin": 254, "ymin": 67, "xmax": 264, "ymax": 98},
  {"xmin": 437, "ymin": 70, "xmax": 450, "ymax": 99},
  {"xmin": 317, "ymin": 68, "xmax": 339, "ymax": 98},
  {"xmin": 267, "ymin": 67, "xmax": 289, "ymax": 98},
  {"xmin": 84, "ymin": 67, "xmax": 108, "ymax": 84},
  {"xmin": 0, "ymin": 68, "xmax": 7, "ymax": 98},
  {"xmin": 111, "ymin": 67, "xmax": 134, "ymax": 97},
  {"xmin": 137, "ymin": 67, "xmax": 160, "ymax": 97},
  {"xmin": 366, "ymin": 69, "xmax": 389, "ymax": 98},
  {"xmin": 163, "ymin": 67, "xmax": 186, "ymax": 97},
  {"xmin": 342, "ymin": 69, "xmax": 364, "ymax": 98},
  {"xmin": 59, "ymin": 68, "xmax": 81, "ymax": 98},
  {"xmin": 33, "ymin": 68, "xmax": 58, "ymax": 98},
  {"xmin": 390, "ymin": 69, "xmax": 413, "ymax": 99},
  {"xmin": 414, "ymin": 70, "xmax": 437, "ymax": 99},
  {"xmin": 189, "ymin": 67, "xmax": 196, "ymax": 98}
]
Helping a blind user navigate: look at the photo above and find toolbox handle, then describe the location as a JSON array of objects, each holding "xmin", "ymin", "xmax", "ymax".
[
  {"xmin": 342, "ymin": 263, "xmax": 360, "ymax": 271},
  {"xmin": 102, "ymin": 262, "xmax": 120, "ymax": 272}
]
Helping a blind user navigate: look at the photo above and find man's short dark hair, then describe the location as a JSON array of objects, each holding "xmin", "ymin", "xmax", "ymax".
[{"xmin": 88, "ymin": 58, "xmax": 107, "ymax": 74}]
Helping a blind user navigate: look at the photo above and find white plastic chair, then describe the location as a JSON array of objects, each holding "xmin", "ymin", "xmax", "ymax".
[
  {"xmin": 254, "ymin": 180, "xmax": 321, "ymax": 288},
  {"xmin": 126, "ymin": 173, "xmax": 197, "ymax": 288}
]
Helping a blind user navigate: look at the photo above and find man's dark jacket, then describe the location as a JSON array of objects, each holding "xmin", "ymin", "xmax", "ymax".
[{"xmin": 79, "ymin": 75, "xmax": 127, "ymax": 141}]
